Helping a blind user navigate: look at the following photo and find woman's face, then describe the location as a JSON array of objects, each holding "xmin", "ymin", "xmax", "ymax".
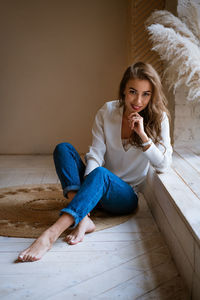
[{"xmin": 123, "ymin": 78, "xmax": 152, "ymax": 115}]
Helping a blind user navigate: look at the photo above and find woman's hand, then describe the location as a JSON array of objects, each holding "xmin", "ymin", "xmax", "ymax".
[
  {"xmin": 128, "ymin": 113, "xmax": 143, "ymax": 134},
  {"xmin": 128, "ymin": 113, "xmax": 146, "ymax": 139}
]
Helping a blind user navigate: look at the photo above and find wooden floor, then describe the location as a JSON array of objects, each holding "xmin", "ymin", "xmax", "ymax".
[{"xmin": 0, "ymin": 155, "xmax": 189, "ymax": 300}]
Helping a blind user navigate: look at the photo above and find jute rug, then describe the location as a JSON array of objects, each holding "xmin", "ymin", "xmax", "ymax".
[{"xmin": 0, "ymin": 184, "xmax": 136, "ymax": 238}]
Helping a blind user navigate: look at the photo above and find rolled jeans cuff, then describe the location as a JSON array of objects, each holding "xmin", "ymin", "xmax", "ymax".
[
  {"xmin": 60, "ymin": 208, "xmax": 79, "ymax": 229},
  {"xmin": 63, "ymin": 185, "xmax": 80, "ymax": 198}
]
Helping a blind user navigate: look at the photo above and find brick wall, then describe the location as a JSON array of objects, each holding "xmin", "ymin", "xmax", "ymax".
[{"xmin": 174, "ymin": 87, "xmax": 200, "ymax": 146}]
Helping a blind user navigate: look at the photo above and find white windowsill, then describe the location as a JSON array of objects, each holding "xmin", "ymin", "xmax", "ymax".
[{"xmin": 143, "ymin": 145, "xmax": 200, "ymax": 299}]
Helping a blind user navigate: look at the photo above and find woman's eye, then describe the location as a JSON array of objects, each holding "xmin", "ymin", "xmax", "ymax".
[
  {"xmin": 130, "ymin": 90, "xmax": 136, "ymax": 94},
  {"xmin": 143, "ymin": 92, "xmax": 150, "ymax": 97}
]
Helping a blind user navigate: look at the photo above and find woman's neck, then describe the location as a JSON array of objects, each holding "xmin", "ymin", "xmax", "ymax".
[{"xmin": 121, "ymin": 114, "xmax": 132, "ymax": 139}]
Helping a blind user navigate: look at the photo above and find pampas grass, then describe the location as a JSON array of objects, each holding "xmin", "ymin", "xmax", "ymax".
[
  {"xmin": 146, "ymin": 0, "xmax": 200, "ymax": 102},
  {"xmin": 146, "ymin": 10, "xmax": 199, "ymax": 46}
]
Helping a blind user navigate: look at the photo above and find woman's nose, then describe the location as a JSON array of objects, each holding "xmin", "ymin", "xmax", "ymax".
[{"xmin": 135, "ymin": 94, "xmax": 142, "ymax": 104}]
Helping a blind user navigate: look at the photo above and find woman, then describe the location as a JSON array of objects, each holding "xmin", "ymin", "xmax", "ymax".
[{"xmin": 18, "ymin": 62, "xmax": 172, "ymax": 262}]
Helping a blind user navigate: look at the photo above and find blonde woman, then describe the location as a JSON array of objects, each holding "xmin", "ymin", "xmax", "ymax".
[{"xmin": 18, "ymin": 62, "xmax": 172, "ymax": 262}]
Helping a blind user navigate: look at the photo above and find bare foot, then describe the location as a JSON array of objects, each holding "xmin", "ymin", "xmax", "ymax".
[
  {"xmin": 65, "ymin": 215, "xmax": 96, "ymax": 245},
  {"xmin": 17, "ymin": 228, "xmax": 57, "ymax": 262},
  {"xmin": 17, "ymin": 213, "xmax": 74, "ymax": 262}
]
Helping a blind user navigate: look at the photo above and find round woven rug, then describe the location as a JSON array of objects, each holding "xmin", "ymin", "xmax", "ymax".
[{"xmin": 0, "ymin": 184, "xmax": 135, "ymax": 238}]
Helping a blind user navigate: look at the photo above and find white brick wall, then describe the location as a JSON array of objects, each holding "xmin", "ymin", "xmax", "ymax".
[{"xmin": 174, "ymin": 86, "xmax": 200, "ymax": 146}]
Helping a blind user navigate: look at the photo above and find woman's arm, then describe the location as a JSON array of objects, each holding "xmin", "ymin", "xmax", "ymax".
[
  {"xmin": 129, "ymin": 112, "xmax": 173, "ymax": 172},
  {"xmin": 84, "ymin": 104, "xmax": 107, "ymax": 176},
  {"xmin": 142, "ymin": 113, "xmax": 173, "ymax": 172}
]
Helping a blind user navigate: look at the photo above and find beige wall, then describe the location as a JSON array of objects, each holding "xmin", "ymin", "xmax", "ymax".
[
  {"xmin": 164, "ymin": 0, "xmax": 177, "ymax": 145},
  {"xmin": 0, "ymin": 0, "xmax": 128, "ymax": 154},
  {"xmin": 127, "ymin": 0, "xmax": 165, "ymax": 73},
  {"xmin": 165, "ymin": 0, "xmax": 177, "ymax": 15}
]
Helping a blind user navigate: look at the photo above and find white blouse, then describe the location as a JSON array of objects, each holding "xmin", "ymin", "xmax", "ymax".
[
  {"xmin": 84, "ymin": 100, "xmax": 173, "ymax": 192},
  {"xmin": 121, "ymin": 139, "xmax": 131, "ymax": 152}
]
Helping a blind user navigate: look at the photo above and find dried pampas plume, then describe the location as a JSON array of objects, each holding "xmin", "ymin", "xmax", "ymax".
[
  {"xmin": 146, "ymin": 0, "xmax": 200, "ymax": 102},
  {"xmin": 146, "ymin": 10, "xmax": 199, "ymax": 46}
]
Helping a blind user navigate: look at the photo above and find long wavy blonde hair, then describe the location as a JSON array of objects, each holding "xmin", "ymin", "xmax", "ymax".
[{"xmin": 119, "ymin": 62, "xmax": 170, "ymax": 148}]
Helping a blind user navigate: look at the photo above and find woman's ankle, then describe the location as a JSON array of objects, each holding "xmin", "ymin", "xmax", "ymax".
[{"xmin": 50, "ymin": 213, "xmax": 74, "ymax": 237}]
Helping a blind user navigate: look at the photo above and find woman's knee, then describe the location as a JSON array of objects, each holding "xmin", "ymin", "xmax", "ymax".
[{"xmin": 53, "ymin": 142, "xmax": 73, "ymax": 157}]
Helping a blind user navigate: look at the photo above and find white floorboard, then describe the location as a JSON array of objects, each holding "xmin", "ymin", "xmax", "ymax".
[{"xmin": 0, "ymin": 155, "xmax": 189, "ymax": 300}]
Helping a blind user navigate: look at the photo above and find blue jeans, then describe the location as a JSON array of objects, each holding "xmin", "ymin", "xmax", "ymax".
[{"xmin": 53, "ymin": 143, "xmax": 138, "ymax": 227}]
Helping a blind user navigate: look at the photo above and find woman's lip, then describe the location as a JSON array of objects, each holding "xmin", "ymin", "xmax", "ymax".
[{"xmin": 131, "ymin": 105, "xmax": 142, "ymax": 110}]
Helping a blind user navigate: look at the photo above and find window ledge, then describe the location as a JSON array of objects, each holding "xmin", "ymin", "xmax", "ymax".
[
  {"xmin": 143, "ymin": 146, "xmax": 200, "ymax": 299},
  {"xmin": 157, "ymin": 166, "xmax": 200, "ymax": 247}
]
